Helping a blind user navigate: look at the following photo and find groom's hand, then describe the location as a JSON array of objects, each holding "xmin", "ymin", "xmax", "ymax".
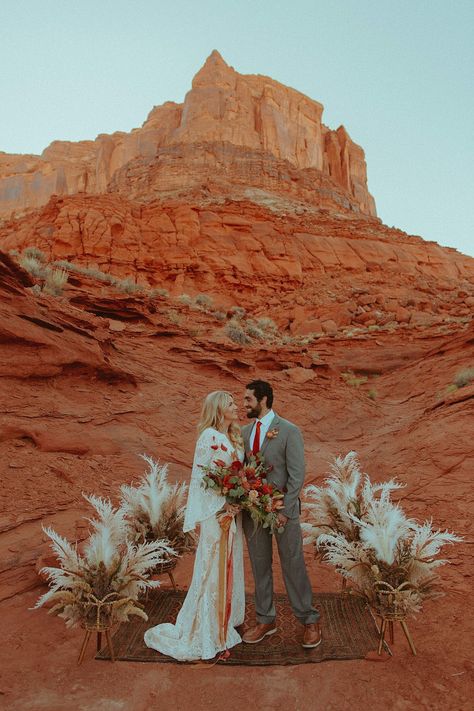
[{"xmin": 277, "ymin": 513, "xmax": 289, "ymax": 528}]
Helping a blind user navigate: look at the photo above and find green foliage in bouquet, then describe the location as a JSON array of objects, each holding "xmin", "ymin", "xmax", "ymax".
[
  {"xmin": 34, "ymin": 495, "xmax": 174, "ymax": 628},
  {"xmin": 119, "ymin": 455, "xmax": 197, "ymax": 558}
]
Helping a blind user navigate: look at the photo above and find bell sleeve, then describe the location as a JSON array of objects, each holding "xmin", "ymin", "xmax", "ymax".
[{"xmin": 183, "ymin": 428, "xmax": 226, "ymax": 532}]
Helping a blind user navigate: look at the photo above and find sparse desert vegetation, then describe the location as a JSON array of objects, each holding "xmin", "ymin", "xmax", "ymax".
[
  {"xmin": 341, "ymin": 371, "xmax": 369, "ymax": 387},
  {"xmin": 453, "ymin": 367, "xmax": 474, "ymax": 388}
]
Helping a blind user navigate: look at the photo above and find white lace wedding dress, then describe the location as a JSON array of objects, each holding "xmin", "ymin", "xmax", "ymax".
[{"xmin": 144, "ymin": 427, "xmax": 245, "ymax": 660}]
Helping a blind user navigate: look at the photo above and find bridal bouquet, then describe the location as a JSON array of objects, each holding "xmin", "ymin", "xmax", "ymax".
[{"xmin": 201, "ymin": 453, "xmax": 285, "ymax": 533}]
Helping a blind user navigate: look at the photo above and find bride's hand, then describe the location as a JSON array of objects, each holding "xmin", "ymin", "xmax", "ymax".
[{"xmin": 224, "ymin": 502, "xmax": 240, "ymax": 515}]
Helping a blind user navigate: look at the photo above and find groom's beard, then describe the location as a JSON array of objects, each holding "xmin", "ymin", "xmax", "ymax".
[{"xmin": 246, "ymin": 403, "xmax": 262, "ymax": 419}]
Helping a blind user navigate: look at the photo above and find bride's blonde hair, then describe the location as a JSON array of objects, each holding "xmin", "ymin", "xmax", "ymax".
[{"xmin": 198, "ymin": 391, "xmax": 243, "ymax": 451}]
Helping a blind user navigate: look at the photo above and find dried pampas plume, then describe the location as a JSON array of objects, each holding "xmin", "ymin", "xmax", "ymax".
[
  {"xmin": 302, "ymin": 453, "xmax": 462, "ymax": 617},
  {"xmin": 34, "ymin": 493, "xmax": 174, "ymax": 628},
  {"xmin": 119, "ymin": 454, "xmax": 197, "ymax": 558}
]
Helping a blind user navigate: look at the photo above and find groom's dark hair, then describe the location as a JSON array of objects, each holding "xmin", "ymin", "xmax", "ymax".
[{"xmin": 246, "ymin": 379, "xmax": 274, "ymax": 408}]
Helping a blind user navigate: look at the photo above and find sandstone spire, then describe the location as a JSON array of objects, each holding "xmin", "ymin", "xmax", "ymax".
[{"xmin": 192, "ymin": 49, "xmax": 235, "ymax": 88}]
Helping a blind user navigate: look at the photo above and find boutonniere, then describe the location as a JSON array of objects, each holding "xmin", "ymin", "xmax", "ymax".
[{"xmin": 266, "ymin": 428, "xmax": 279, "ymax": 440}]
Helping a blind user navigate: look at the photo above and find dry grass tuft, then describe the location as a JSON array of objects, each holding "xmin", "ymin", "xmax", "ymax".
[
  {"xmin": 43, "ymin": 268, "xmax": 69, "ymax": 296},
  {"xmin": 20, "ymin": 255, "xmax": 46, "ymax": 278},
  {"xmin": 225, "ymin": 319, "xmax": 250, "ymax": 344},
  {"xmin": 453, "ymin": 367, "xmax": 474, "ymax": 388}
]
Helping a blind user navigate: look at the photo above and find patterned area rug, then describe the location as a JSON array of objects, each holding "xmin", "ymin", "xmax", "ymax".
[{"xmin": 96, "ymin": 591, "xmax": 380, "ymax": 665}]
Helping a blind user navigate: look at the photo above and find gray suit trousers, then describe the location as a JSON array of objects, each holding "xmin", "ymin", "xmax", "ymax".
[{"xmin": 243, "ymin": 512, "xmax": 319, "ymax": 625}]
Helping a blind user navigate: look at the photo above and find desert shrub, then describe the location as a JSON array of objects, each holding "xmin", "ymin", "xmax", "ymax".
[
  {"xmin": 53, "ymin": 261, "xmax": 117, "ymax": 284},
  {"xmin": 42, "ymin": 268, "xmax": 68, "ymax": 296},
  {"xmin": 9, "ymin": 249, "xmax": 20, "ymax": 258},
  {"xmin": 257, "ymin": 317, "xmax": 277, "ymax": 332},
  {"xmin": 244, "ymin": 319, "xmax": 265, "ymax": 340},
  {"xmin": 149, "ymin": 288, "xmax": 169, "ymax": 299},
  {"xmin": 230, "ymin": 306, "xmax": 246, "ymax": 319},
  {"xmin": 453, "ymin": 368, "xmax": 474, "ymax": 388},
  {"xmin": 84, "ymin": 267, "xmax": 115, "ymax": 282},
  {"xmin": 341, "ymin": 371, "xmax": 368, "ymax": 387},
  {"xmin": 225, "ymin": 319, "xmax": 249, "ymax": 345},
  {"xmin": 280, "ymin": 333, "xmax": 317, "ymax": 346},
  {"xmin": 445, "ymin": 384, "xmax": 458, "ymax": 395},
  {"xmin": 101, "ymin": 273, "xmax": 118, "ymax": 284},
  {"xmin": 368, "ymin": 389, "xmax": 377, "ymax": 400},
  {"xmin": 195, "ymin": 293, "xmax": 213, "ymax": 308},
  {"xmin": 213, "ymin": 310, "xmax": 227, "ymax": 321},
  {"xmin": 20, "ymin": 255, "xmax": 46, "ymax": 278},
  {"xmin": 53, "ymin": 259, "xmax": 80, "ymax": 272},
  {"xmin": 114, "ymin": 278, "xmax": 143, "ymax": 294},
  {"xmin": 167, "ymin": 310, "xmax": 182, "ymax": 325},
  {"xmin": 178, "ymin": 294, "xmax": 193, "ymax": 306},
  {"xmin": 299, "ymin": 334, "xmax": 317, "ymax": 345},
  {"xmin": 23, "ymin": 246, "xmax": 46, "ymax": 262}
]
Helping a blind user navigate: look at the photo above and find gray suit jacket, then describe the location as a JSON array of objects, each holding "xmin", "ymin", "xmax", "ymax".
[{"xmin": 242, "ymin": 414, "xmax": 305, "ymax": 519}]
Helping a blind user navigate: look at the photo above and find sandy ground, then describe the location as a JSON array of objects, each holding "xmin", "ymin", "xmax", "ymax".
[{"xmin": 1, "ymin": 545, "xmax": 472, "ymax": 711}]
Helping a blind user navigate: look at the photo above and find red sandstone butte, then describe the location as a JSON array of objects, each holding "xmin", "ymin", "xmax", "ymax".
[{"xmin": 0, "ymin": 51, "xmax": 374, "ymax": 220}]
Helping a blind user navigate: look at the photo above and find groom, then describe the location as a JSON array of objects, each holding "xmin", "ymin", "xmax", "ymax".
[{"xmin": 241, "ymin": 379, "xmax": 321, "ymax": 648}]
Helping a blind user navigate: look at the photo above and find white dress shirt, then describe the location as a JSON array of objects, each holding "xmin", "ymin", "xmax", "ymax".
[{"xmin": 249, "ymin": 409, "xmax": 276, "ymax": 450}]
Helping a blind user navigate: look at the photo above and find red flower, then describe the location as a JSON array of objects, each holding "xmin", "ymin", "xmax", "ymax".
[
  {"xmin": 261, "ymin": 484, "xmax": 273, "ymax": 495},
  {"xmin": 231, "ymin": 460, "xmax": 242, "ymax": 471}
]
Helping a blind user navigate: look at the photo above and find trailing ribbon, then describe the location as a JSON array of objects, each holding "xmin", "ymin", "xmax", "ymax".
[{"xmin": 217, "ymin": 512, "xmax": 236, "ymax": 649}]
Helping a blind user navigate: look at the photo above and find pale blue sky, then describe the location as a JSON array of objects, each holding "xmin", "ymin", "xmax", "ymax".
[{"xmin": 1, "ymin": 0, "xmax": 473, "ymax": 256}]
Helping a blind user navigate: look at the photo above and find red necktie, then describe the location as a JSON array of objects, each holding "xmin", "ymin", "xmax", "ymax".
[{"xmin": 252, "ymin": 421, "xmax": 262, "ymax": 455}]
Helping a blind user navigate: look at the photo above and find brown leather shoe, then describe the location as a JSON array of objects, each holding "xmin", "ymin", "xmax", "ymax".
[
  {"xmin": 242, "ymin": 622, "xmax": 277, "ymax": 644},
  {"xmin": 302, "ymin": 622, "xmax": 322, "ymax": 648}
]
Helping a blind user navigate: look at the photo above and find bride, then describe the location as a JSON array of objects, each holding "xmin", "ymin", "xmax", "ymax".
[{"xmin": 144, "ymin": 391, "xmax": 245, "ymax": 661}]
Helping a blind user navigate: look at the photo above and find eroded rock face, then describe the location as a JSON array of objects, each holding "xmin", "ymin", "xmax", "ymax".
[
  {"xmin": 2, "ymin": 193, "xmax": 473, "ymax": 336},
  {"xmin": 0, "ymin": 249, "xmax": 473, "ymax": 603},
  {"xmin": 0, "ymin": 51, "xmax": 375, "ymax": 219}
]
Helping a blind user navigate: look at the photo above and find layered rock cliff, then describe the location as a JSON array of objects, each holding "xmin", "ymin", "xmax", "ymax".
[{"xmin": 0, "ymin": 51, "xmax": 375, "ymax": 219}]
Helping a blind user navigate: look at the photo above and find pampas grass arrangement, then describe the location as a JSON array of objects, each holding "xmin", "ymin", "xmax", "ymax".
[
  {"xmin": 119, "ymin": 455, "xmax": 197, "ymax": 560},
  {"xmin": 302, "ymin": 452, "xmax": 461, "ymax": 618},
  {"xmin": 301, "ymin": 452, "xmax": 403, "ymax": 550},
  {"xmin": 34, "ymin": 494, "xmax": 174, "ymax": 629}
]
